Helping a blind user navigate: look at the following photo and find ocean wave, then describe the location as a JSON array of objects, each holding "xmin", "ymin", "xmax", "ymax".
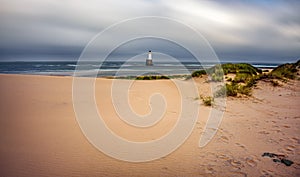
[{"xmin": 67, "ymin": 64, "xmax": 77, "ymax": 67}]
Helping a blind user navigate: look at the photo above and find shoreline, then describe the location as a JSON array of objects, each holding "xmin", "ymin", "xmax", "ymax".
[
  {"xmin": 0, "ymin": 61, "xmax": 282, "ymax": 78},
  {"xmin": 0, "ymin": 67, "xmax": 274, "ymax": 79}
]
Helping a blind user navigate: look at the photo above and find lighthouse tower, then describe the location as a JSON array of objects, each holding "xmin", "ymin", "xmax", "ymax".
[{"xmin": 146, "ymin": 50, "xmax": 153, "ymax": 66}]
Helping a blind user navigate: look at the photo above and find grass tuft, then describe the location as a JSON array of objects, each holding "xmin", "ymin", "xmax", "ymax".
[
  {"xmin": 191, "ymin": 70, "xmax": 206, "ymax": 77},
  {"xmin": 200, "ymin": 96, "xmax": 214, "ymax": 106}
]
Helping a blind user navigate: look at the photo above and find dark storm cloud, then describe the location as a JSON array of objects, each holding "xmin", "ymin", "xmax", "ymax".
[
  {"xmin": 0, "ymin": 0, "xmax": 299, "ymax": 62},
  {"xmin": 106, "ymin": 38, "xmax": 196, "ymax": 61}
]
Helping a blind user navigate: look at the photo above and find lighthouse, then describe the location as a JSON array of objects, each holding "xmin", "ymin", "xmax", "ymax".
[{"xmin": 146, "ymin": 50, "xmax": 153, "ymax": 66}]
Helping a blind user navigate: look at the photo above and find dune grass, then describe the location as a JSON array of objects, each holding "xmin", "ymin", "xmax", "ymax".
[
  {"xmin": 269, "ymin": 60, "xmax": 300, "ymax": 80},
  {"xmin": 135, "ymin": 75, "xmax": 170, "ymax": 80},
  {"xmin": 214, "ymin": 83, "xmax": 252, "ymax": 97},
  {"xmin": 115, "ymin": 74, "xmax": 192, "ymax": 80},
  {"xmin": 200, "ymin": 95, "xmax": 214, "ymax": 106},
  {"xmin": 116, "ymin": 60, "xmax": 299, "ymax": 97},
  {"xmin": 191, "ymin": 63, "xmax": 262, "ymax": 97},
  {"xmin": 191, "ymin": 70, "xmax": 206, "ymax": 77},
  {"xmin": 193, "ymin": 61, "xmax": 299, "ymax": 97},
  {"xmin": 220, "ymin": 63, "xmax": 262, "ymax": 75}
]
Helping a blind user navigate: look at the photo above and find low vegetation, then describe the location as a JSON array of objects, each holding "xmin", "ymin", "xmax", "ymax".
[
  {"xmin": 200, "ymin": 96, "xmax": 214, "ymax": 106},
  {"xmin": 269, "ymin": 60, "xmax": 300, "ymax": 80},
  {"xmin": 191, "ymin": 70, "xmax": 206, "ymax": 77},
  {"xmin": 193, "ymin": 60, "xmax": 299, "ymax": 97},
  {"xmin": 115, "ymin": 60, "xmax": 299, "ymax": 98},
  {"xmin": 214, "ymin": 83, "xmax": 251, "ymax": 97},
  {"xmin": 207, "ymin": 64, "xmax": 224, "ymax": 82},
  {"xmin": 135, "ymin": 75, "xmax": 170, "ymax": 80},
  {"xmin": 115, "ymin": 74, "xmax": 192, "ymax": 80},
  {"xmin": 220, "ymin": 63, "xmax": 262, "ymax": 75},
  {"xmin": 192, "ymin": 63, "xmax": 262, "ymax": 97}
]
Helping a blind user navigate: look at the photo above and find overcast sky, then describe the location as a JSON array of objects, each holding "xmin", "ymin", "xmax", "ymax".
[{"xmin": 0, "ymin": 0, "xmax": 299, "ymax": 62}]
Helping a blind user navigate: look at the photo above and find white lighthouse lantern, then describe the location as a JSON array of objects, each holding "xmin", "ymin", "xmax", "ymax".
[{"xmin": 146, "ymin": 50, "xmax": 153, "ymax": 66}]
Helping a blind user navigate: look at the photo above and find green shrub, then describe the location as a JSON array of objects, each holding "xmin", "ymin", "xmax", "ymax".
[
  {"xmin": 143, "ymin": 76, "xmax": 150, "ymax": 80},
  {"xmin": 192, "ymin": 70, "xmax": 206, "ymax": 77},
  {"xmin": 135, "ymin": 75, "xmax": 170, "ymax": 80},
  {"xmin": 245, "ymin": 78, "xmax": 257, "ymax": 87},
  {"xmin": 214, "ymin": 85, "xmax": 227, "ymax": 97},
  {"xmin": 208, "ymin": 65, "xmax": 224, "ymax": 82},
  {"xmin": 238, "ymin": 85, "xmax": 252, "ymax": 96},
  {"xmin": 211, "ymin": 73, "xmax": 223, "ymax": 82},
  {"xmin": 226, "ymin": 83, "xmax": 238, "ymax": 96},
  {"xmin": 234, "ymin": 73, "xmax": 252, "ymax": 83},
  {"xmin": 268, "ymin": 60, "xmax": 299, "ymax": 80},
  {"xmin": 200, "ymin": 96, "xmax": 214, "ymax": 106},
  {"xmin": 161, "ymin": 75, "xmax": 170, "ymax": 79},
  {"xmin": 214, "ymin": 83, "xmax": 252, "ymax": 97},
  {"xmin": 211, "ymin": 60, "xmax": 300, "ymax": 97},
  {"xmin": 135, "ymin": 76, "xmax": 144, "ymax": 80},
  {"xmin": 218, "ymin": 63, "xmax": 262, "ymax": 75},
  {"xmin": 206, "ymin": 63, "xmax": 262, "ymax": 82},
  {"xmin": 214, "ymin": 83, "xmax": 238, "ymax": 97}
]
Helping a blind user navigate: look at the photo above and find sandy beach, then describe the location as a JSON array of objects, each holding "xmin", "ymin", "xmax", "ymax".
[{"xmin": 0, "ymin": 74, "xmax": 299, "ymax": 176}]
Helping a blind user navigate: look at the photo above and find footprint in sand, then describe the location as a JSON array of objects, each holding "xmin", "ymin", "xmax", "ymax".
[
  {"xmin": 220, "ymin": 135, "xmax": 230, "ymax": 143},
  {"xmin": 196, "ymin": 126, "xmax": 202, "ymax": 130},
  {"xmin": 260, "ymin": 169, "xmax": 275, "ymax": 176},
  {"xmin": 267, "ymin": 138, "xmax": 280, "ymax": 144},
  {"xmin": 230, "ymin": 171, "xmax": 247, "ymax": 177},
  {"xmin": 284, "ymin": 145, "xmax": 295, "ymax": 152},
  {"xmin": 258, "ymin": 130, "xmax": 270, "ymax": 135},
  {"xmin": 270, "ymin": 129, "xmax": 285, "ymax": 135},
  {"xmin": 162, "ymin": 167, "xmax": 168, "ymax": 170},
  {"xmin": 273, "ymin": 129, "xmax": 281, "ymax": 133},
  {"xmin": 228, "ymin": 159, "xmax": 244, "ymax": 169},
  {"xmin": 235, "ymin": 143, "xmax": 246, "ymax": 150},
  {"xmin": 245, "ymin": 157, "xmax": 258, "ymax": 167},
  {"xmin": 217, "ymin": 154, "xmax": 232, "ymax": 161},
  {"xmin": 196, "ymin": 122, "xmax": 203, "ymax": 129},
  {"xmin": 204, "ymin": 165, "xmax": 216, "ymax": 175},
  {"xmin": 291, "ymin": 137, "xmax": 300, "ymax": 144},
  {"xmin": 283, "ymin": 125, "xmax": 291, "ymax": 128},
  {"xmin": 293, "ymin": 116, "xmax": 300, "ymax": 119},
  {"xmin": 278, "ymin": 145, "xmax": 296, "ymax": 154}
]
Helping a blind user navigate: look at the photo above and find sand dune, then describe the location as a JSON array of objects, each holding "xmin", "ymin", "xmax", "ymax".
[{"xmin": 0, "ymin": 74, "xmax": 299, "ymax": 176}]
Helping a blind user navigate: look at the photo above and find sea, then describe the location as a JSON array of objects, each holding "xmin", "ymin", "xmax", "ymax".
[{"xmin": 0, "ymin": 61, "xmax": 280, "ymax": 77}]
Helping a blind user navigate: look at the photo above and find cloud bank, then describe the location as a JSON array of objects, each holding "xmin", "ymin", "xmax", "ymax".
[{"xmin": 0, "ymin": 0, "xmax": 299, "ymax": 62}]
